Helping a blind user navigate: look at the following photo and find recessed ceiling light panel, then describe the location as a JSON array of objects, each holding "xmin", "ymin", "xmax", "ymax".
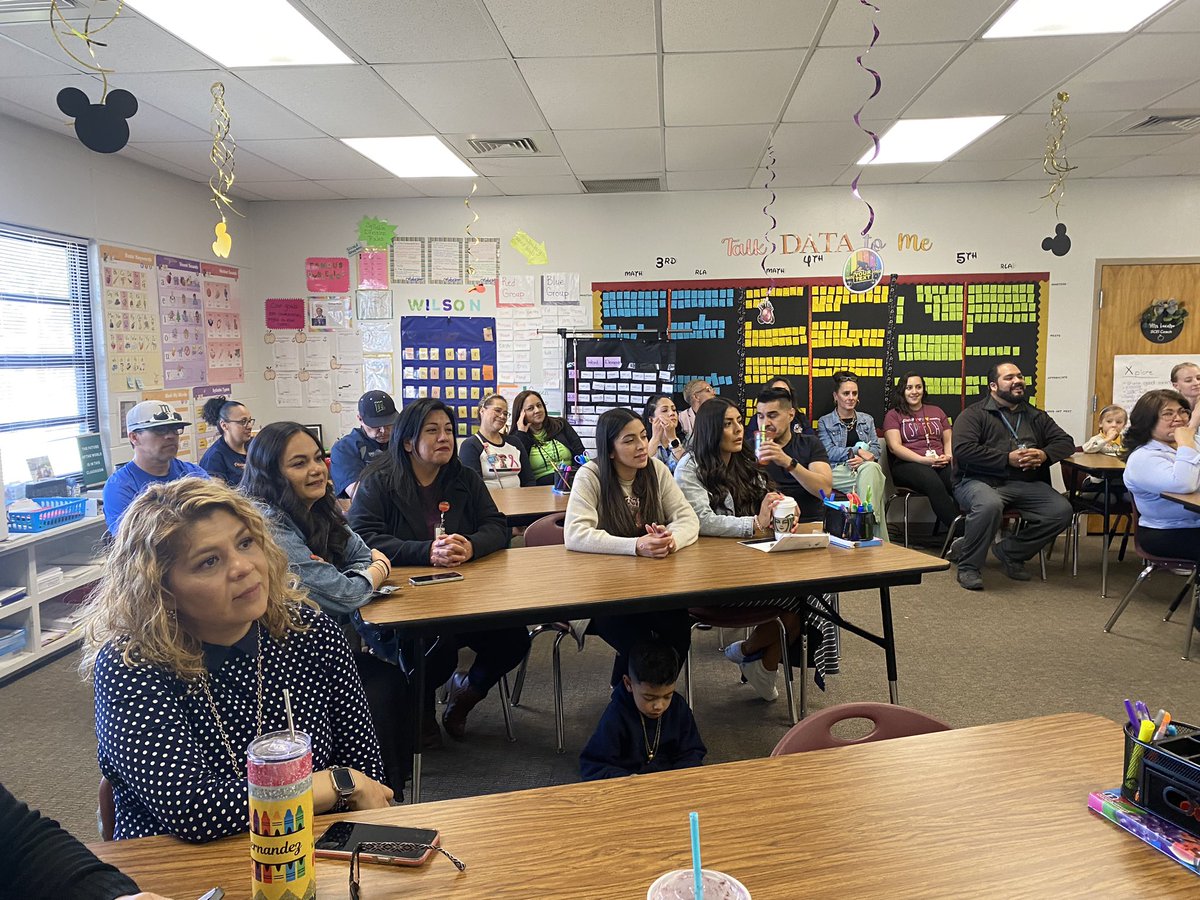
[
  {"xmin": 342, "ymin": 136, "xmax": 477, "ymax": 179},
  {"xmin": 984, "ymin": 0, "xmax": 1176, "ymax": 39},
  {"xmin": 860, "ymin": 117, "xmax": 1006, "ymax": 165}
]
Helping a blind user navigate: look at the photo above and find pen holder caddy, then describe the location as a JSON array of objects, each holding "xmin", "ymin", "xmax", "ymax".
[
  {"xmin": 1122, "ymin": 719, "xmax": 1200, "ymax": 838},
  {"xmin": 552, "ymin": 463, "xmax": 576, "ymax": 495},
  {"xmin": 821, "ymin": 501, "xmax": 876, "ymax": 542}
]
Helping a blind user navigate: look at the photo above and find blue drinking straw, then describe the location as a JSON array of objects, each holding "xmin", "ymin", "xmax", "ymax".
[{"xmin": 690, "ymin": 811, "xmax": 703, "ymax": 900}]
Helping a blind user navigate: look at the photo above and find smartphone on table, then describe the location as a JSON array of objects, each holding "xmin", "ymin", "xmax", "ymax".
[
  {"xmin": 409, "ymin": 572, "xmax": 465, "ymax": 586},
  {"xmin": 315, "ymin": 821, "xmax": 441, "ymax": 866}
]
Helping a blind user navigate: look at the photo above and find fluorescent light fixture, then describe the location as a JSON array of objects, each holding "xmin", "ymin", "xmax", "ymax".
[
  {"xmin": 859, "ymin": 117, "xmax": 1006, "ymax": 165},
  {"xmin": 984, "ymin": 0, "xmax": 1176, "ymax": 38},
  {"xmin": 342, "ymin": 137, "xmax": 476, "ymax": 178},
  {"xmin": 127, "ymin": 0, "xmax": 352, "ymax": 67}
]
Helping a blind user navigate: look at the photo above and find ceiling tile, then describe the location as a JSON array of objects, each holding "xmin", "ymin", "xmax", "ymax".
[
  {"xmin": 405, "ymin": 177, "xmax": 501, "ymax": 197},
  {"xmin": 834, "ymin": 162, "xmax": 939, "ymax": 184},
  {"xmin": 906, "ymin": 35, "xmax": 1116, "ymax": 117},
  {"xmin": 315, "ymin": 179, "xmax": 424, "ymax": 199},
  {"xmin": 0, "ymin": 17, "xmax": 216, "ymax": 74},
  {"xmin": 518, "ymin": 55, "xmax": 659, "ymax": 129},
  {"xmin": 767, "ymin": 120, "xmax": 883, "ymax": 168},
  {"xmin": 233, "ymin": 180, "xmax": 345, "ymax": 200},
  {"xmin": 554, "ymin": 128, "xmax": 663, "ymax": 174},
  {"xmin": 1066, "ymin": 133, "xmax": 1191, "ymax": 157},
  {"xmin": 442, "ymin": 131, "xmax": 563, "ymax": 158},
  {"xmin": 664, "ymin": 50, "xmax": 803, "ymax": 126},
  {"xmin": 113, "ymin": 71, "xmax": 325, "ymax": 139},
  {"xmin": 298, "ymin": 0, "xmax": 509, "ymax": 63},
  {"xmin": 0, "ymin": 96, "xmax": 70, "ymax": 132},
  {"xmin": 128, "ymin": 141, "xmax": 304, "ymax": 181},
  {"xmin": 238, "ymin": 138, "xmax": 392, "ymax": 179},
  {"xmin": 483, "ymin": 0, "xmax": 656, "ymax": 57},
  {"xmin": 227, "ymin": 184, "xmax": 270, "ymax": 202},
  {"xmin": 375, "ymin": 59, "xmax": 545, "ymax": 133},
  {"xmin": 920, "ymin": 159, "xmax": 1031, "ymax": 182},
  {"xmin": 665, "ymin": 169, "xmax": 755, "ymax": 191},
  {"xmin": 1145, "ymin": 0, "xmax": 1200, "ymax": 32},
  {"xmin": 665, "ymin": 124, "xmax": 771, "ymax": 171},
  {"xmin": 119, "ymin": 145, "xmax": 207, "ymax": 182},
  {"xmin": 488, "ymin": 174, "xmax": 581, "ymax": 194},
  {"xmin": 1152, "ymin": 130, "xmax": 1200, "ymax": 156},
  {"xmin": 662, "ymin": 0, "xmax": 824, "ymax": 51},
  {"xmin": 1152, "ymin": 79, "xmax": 1200, "ymax": 109},
  {"xmin": 753, "ymin": 165, "xmax": 848, "ymax": 187},
  {"xmin": 819, "ymin": 0, "xmax": 1008, "ymax": 46},
  {"xmin": 235, "ymin": 66, "xmax": 431, "ymax": 138},
  {"xmin": 0, "ymin": 34, "xmax": 80, "ymax": 77},
  {"xmin": 471, "ymin": 155, "xmax": 572, "ymax": 176},
  {"xmin": 1005, "ymin": 157, "xmax": 1133, "ymax": 180},
  {"xmin": 1099, "ymin": 156, "xmax": 1197, "ymax": 177},
  {"xmin": 784, "ymin": 44, "xmax": 960, "ymax": 123},
  {"xmin": 953, "ymin": 111, "xmax": 1125, "ymax": 161}
]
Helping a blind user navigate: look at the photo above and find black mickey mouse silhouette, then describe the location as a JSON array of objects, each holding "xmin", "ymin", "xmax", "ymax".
[
  {"xmin": 1041, "ymin": 222, "xmax": 1071, "ymax": 257},
  {"xmin": 56, "ymin": 87, "xmax": 138, "ymax": 154}
]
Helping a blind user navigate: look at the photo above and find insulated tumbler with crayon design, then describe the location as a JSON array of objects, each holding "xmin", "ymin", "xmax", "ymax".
[{"xmin": 249, "ymin": 731, "xmax": 316, "ymax": 900}]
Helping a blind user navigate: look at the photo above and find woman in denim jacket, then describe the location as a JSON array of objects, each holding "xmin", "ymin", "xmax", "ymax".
[{"xmin": 816, "ymin": 371, "xmax": 888, "ymax": 542}]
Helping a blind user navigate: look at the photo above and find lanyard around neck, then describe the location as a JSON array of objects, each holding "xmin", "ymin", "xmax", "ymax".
[{"xmin": 997, "ymin": 408, "xmax": 1023, "ymax": 443}]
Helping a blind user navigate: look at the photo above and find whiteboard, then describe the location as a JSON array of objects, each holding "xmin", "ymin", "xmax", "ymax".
[{"xmin": 1112, "ymin": 354, "xmax": 1200, "ymax": 412}]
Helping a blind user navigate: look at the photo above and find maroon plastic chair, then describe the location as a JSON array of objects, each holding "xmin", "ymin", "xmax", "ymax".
[
  {"xmin": 98, "ymin": 776, "xmax": 115, "ymax": 841},
  {"xmin": 770, "ymin": 701, "xmax": 950, "ymax": 756},
  {"xmin": 509, "ymin": 512, "xmax": 580, "ymax": 752},
  {"xmin": 1103, "ymin": 496, "xmax": 1199, "ymax": 660}
]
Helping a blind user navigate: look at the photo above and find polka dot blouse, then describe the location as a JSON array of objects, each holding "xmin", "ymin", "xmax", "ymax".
[{"xmin": 94, "ymin": 604, "xmax": 386, "ymax": 842}]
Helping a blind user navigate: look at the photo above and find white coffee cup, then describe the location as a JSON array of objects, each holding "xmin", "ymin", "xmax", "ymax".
[{"xmin": 771, "ymin": 496, "xmax": 798, "ymax": 539}]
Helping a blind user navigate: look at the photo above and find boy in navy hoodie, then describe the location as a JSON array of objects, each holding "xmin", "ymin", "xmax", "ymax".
[{"xmin": 579, "ymin": 640, "xmax": 706, "ymax": 780}]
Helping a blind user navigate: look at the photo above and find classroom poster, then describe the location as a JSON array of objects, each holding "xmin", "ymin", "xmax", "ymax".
[
  {"xmin": 498, "ymin": 275, "xmax": 537, "ymax": 308},
  {"xmin": 274, "ymin": 373, "xmax": 302, "ymax": 408},
  {"xmin": 566, "ymin": 339, "xmax": 676, "ymax": 456},
  {"xmin": 390, "ymin": 237, "xmax": 425, "ymax": 283},
  {"xmin": 542, "ymin": 272, "xmax": 581, "ymax": 306},
  {"xmin": 201, "ymin": 262, "xmax": 244, "ymax": 384},
  {"xmin": 355, "ymin": 289, "xmax": 393, "ymax": 320},
  {"xmin": 143, "ymin": 387, "xmax": 194, "ymax": 460},
  {"xmin": 426, "ymin": 238, "xmax": 464, "ymax": 284},
  {"xmin": 308, "ymin": 296, "xmax": 352, "ymax": 331},
  {"xmin": 360, "ymin": 322, "xmax": 393, "ymax": 354},
  {"xmin": 305, "ymin": 257, "xmax": 350, "ymax": 293},
  {"xmin": 400, "ymin": 317, "xmax": 497, "ymax": 436},
  {"xmin": 156, "ymin": 255, "xmax": 206, "ymax": 388},
  {"xmin": 363, "ymin": 355, "xmax": 394, "ymax": 394},
  {"xmin": 464, "ymin": 237, "xmax": 501, "ymax": 284},
  {"xmin": 265, "ymin": 297, "xmax": 306, "ymax": 330},
  {"xmin": 99, "ymin": 244, "xmax": 164, "ymax": 392},
  {"xmin": 357, "ymin": 250, "xmax": 388, "ymax": 290}
]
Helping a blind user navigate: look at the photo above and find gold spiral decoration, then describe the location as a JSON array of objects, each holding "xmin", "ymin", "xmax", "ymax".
[
  {"xmin": 1041, "ymin": 91, "xmax": 1076, "ymax": 218},
  {"xmin": 49, "ymin": 0, "xmax": 125, "ymax": 101}
]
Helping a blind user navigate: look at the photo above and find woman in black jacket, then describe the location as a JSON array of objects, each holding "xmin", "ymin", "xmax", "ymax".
[
  {"xmin": 349, "ymin": 397, "xmax": 530, "ymax": 742},
  {"xmin": 510, "ymin": 389, "xmax": 586, "ymax": 485}
]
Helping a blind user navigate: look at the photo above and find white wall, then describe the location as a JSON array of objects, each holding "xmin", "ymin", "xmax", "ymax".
[{"xmin": 249, "ymin": 176, "xmax": 1200, "ymax": 444}]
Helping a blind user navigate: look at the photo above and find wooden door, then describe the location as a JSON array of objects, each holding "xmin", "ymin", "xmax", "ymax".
[{"xmin": 1095, "ymin": 263, "xmax": 1200, "ymax": 427}]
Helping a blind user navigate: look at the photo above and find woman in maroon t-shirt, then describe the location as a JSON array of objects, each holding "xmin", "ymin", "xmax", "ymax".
[{"xmin": 882, "ymin": 372, "xmax": 958, "ymax": 530}]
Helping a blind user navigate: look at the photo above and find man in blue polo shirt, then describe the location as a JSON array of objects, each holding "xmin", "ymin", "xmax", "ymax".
[
  {"xmin": 102, "ymin": 400, "xmax": 208, "ymax": 535},
  {"xmin": 330, "ymin": 390, "xmax": 398, "ymax": 499}
]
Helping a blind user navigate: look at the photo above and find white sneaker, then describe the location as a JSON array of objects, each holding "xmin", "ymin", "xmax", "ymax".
[{"xmin": 740, "ymin": 660, "xmax": 779, "ymax": 701}]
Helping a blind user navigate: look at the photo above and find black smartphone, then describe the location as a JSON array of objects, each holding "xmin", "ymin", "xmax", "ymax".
[
  {"xmin": 409, "ymin": 572, "xmax": 464, "ymax": 586},
  {"xmin": 314, "ymin": 821, "xmax": 440, "ymax": 866}
]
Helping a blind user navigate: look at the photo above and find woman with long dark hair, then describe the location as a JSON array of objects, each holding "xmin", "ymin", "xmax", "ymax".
[
  {"xmin": 510, "ymin": 389, "xmax": 586, "ymax": 485},
  {"xmin": 1122, "ymin": 390, "xmax": 1200, "ymax": 571},
  {"xmin": 882, "ymin": 371, "xmax": 957, "ymax": 530},
  {"xmin": 199, "ymin": 396, "xmax": 254, "ymax": 485},
  {"xmin": 564, "ymin": 407, "xmax": 699, "ymax": 683},
  {"xmin": 239, "ymin": 421, "xmax": 407, "ymax": 791},
  {"xmin": 674, "ymin": 396, "xmax": 809, "ymax": 700},
  {"xmin": 349, "ymin": 398, "xmax": 529, "ymax": 742},
  {"xmin": 643, "ymin": 392, "xmax": 688, "ymax": 473}
]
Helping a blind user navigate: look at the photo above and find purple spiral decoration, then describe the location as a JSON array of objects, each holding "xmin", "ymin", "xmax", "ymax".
[
  {"xmin": 850, "ymin": 0, "xmax": 882, "ymax": 238},
  {"xmin": 760, "ymin": 144, "xmax": 778, "ymax": 297}
]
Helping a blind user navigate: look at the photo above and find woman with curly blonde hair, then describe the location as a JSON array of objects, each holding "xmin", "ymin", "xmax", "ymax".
[{"xmin": 81, "ymin": 478, "xmax": 392, "ymax": 842}]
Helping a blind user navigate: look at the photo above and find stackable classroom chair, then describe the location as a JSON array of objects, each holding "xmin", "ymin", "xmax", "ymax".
[
  {"xmin": 1103, "ymin": 497, "xmax": 1200, "ymax": 660},
  {"xmin": 683, "ymin": 607, "xmax": 800, "ymax": 725},
  {"xmin": 940, "ymin": 509, "xmax": 1049, "ymax": 580},
  {"xmin": 507, "ymin": 511, "xmax": 582, "ymax": 753},
  {"xmin": 769, "ymin": 701, "xmax": 950, "ymax": 756},
  {"xmin": 1059, "ymin": 455, "xmax": 1133, "ymax": 576},
  {"xmin": 98, "ymin": 776, "xmax": 115, "ymax": 841}
]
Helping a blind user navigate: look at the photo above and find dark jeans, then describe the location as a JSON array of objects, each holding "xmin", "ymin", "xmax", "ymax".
[
  {"xmin": 425, "ymin": 626, "xmax": 533, "ymax": 700},
  {"xmin": 354, "ymin": 650, "xmax": 413, "ymax": 797},
  {"xmin": 1138, "ymin": 526, "xmax": 1200, "ymax": 564},
  {"xmin": 891, "ymin": 458, "xmax": 958, "ymax": 528},
  {"xmin": 951, "ymin": 478, "xmax": 1073, "ymax": 572},
  {"xmin": 587, "ymin": 609, "xmax": 693, "ymax": 686}
]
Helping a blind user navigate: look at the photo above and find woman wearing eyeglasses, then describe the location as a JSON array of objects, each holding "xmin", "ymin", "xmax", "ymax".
[
  {"xmin": 458, "ymin": 392, "xmax": 534, "ymax": 488},
  {"xmin": 200, "ymin": 396, "xmax": 254, "ymax": 486}
]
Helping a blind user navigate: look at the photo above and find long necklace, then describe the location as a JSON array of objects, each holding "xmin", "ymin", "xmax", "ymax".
[
  {"xmin": 196, "ymin": 624, "xmax": 265, "ymax": 777},
  {"xmin": 639, "ymin": 712, "xmax": 662, "ymax": 762},
  {"xmin": 533, "ymin": 437, "xmax": 564, "ymax": 471}
]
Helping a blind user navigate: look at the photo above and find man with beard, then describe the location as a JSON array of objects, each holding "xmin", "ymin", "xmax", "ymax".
[{"xmin": 950, "ymin": 362, "xmax": 1074, "ymax": 590}]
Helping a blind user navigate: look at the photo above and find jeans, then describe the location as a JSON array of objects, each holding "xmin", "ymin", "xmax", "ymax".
[
  {"xmin": 891, "ymin": 458, "xmax": 958, "ymax": 528},
  {"xmin": 951, "ymin": 478, "xmax": 1072, "ymax": 572},
  {"xmin": 426, "ymin": 626, "xmax": 533, "ymax": 698},
  {"xmin": 831, "ymin": 461, "xmax": 889, "ymax": 542}
]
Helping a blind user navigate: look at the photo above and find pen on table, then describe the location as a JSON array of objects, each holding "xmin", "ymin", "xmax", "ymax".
[
  {"xmin": 1123, "ymin": 699, "xmax": 1138, "ymax": 727},
  {"xmin": 197, "ymin": 889, "xmax": 224, "ymax": 900}
]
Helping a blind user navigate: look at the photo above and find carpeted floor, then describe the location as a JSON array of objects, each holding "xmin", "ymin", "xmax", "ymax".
[{"xmin": 3, "ymin": 534, "xmax": 1199, "ymax": 843}]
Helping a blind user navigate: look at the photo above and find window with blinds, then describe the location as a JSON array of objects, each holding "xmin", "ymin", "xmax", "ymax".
[{"xmin": 0, "ymin": 223, "xmax": 99, "ymax": 484}]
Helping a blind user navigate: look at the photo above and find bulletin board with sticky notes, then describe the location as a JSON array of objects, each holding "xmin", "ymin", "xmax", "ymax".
[
  {"xmin": 399, "ymin": 316, "xmax": 497, "ymax": 437},
  {"xmin": 593, "ymin": 273, "xmax": 1048, "ymax": 425}
]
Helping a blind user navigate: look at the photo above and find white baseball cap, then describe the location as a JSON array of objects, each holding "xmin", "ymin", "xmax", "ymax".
[{"xmin": 127, "ymin": 400, "xmax": 191, "ymax": 433}]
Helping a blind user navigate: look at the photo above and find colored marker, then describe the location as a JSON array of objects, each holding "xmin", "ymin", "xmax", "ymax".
[
  {"xmin": 1135, "ymin": 700, "xmax": 1151, "ymax": 722},
  {"xmin": 1123, "ymin": 700, "xmax": 1138, "ymax": 727},
  {"xmin": 1155, "ymin": 712, "xmax": 1172, "ymax": 741}
]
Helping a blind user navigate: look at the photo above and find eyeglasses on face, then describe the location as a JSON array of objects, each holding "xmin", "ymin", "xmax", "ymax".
[{"xmin": 226, "ymin": 417, "xmax": 256, "ymax": 427}]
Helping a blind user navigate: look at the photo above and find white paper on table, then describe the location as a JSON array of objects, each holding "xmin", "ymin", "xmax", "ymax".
[
  {"xmin": 335, "ymin": 365, "xmax": 363, "ymax": 403},
  {"xmin": 274, "ymin": 374, "xmax": 302, "ymax": 408},
  {"xmin": 305, "ymin": 372, "xmax": 332, "ymax": 407},
  {"xmin": 335, "ymin": 331, "xmax": 364, "ymax": 366},
  {"xmin": 302, "ymin": 334, "xmax": 332, "ymax": 370},
  {"xmin": 272, "ymin": 340, "xmax": 300, "ymax": 371}
]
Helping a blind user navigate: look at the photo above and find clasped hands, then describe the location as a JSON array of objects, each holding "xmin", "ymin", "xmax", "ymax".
[
  {"xmin": 1009, "ymin": 447, "xmax": 1047, "ymax": 470},
  {"xmin": 430, "ymin": 533, "xmax": 474, "ymax": 567},
  {"xmin": 635, "ymin": 523, "xmax": 676, "ymax": 558}
]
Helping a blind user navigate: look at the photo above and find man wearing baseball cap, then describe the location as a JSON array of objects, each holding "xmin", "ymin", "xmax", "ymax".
[
  {"xmin": 330, "ymin": 390, "xmax": 398, "ymax": 499},
  {"xmin": 102, "ymin": 400, "xmax": 208, "ymax": 535}
]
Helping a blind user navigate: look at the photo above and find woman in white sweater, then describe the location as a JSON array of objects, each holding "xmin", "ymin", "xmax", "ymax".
[{"xmin": 565, "ymin": 407, "xmax": 699, "ymax": 683}]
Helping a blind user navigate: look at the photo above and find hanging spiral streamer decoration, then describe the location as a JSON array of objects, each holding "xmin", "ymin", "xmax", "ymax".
[
  {"xmin": 757, "ymin": 145, "xmax": 779, "ymax": 325},
  {"xmin": 464, "ymin": 181, "xmax": 480, "ymax": 282},
  {"xmin": 50, "ymin": 0, "xmax": 124, "ymax": 101},
  {"xmin": 849, "ymin": 0, "xmax": 883, "ymax": 241},
  {"xmin": 1041, "ymin": 91, "xmax": 1076, "ymax": 218},
  {"xmin": 209, "ymin": 82, "xmax": 242, "ymax": 258}
]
